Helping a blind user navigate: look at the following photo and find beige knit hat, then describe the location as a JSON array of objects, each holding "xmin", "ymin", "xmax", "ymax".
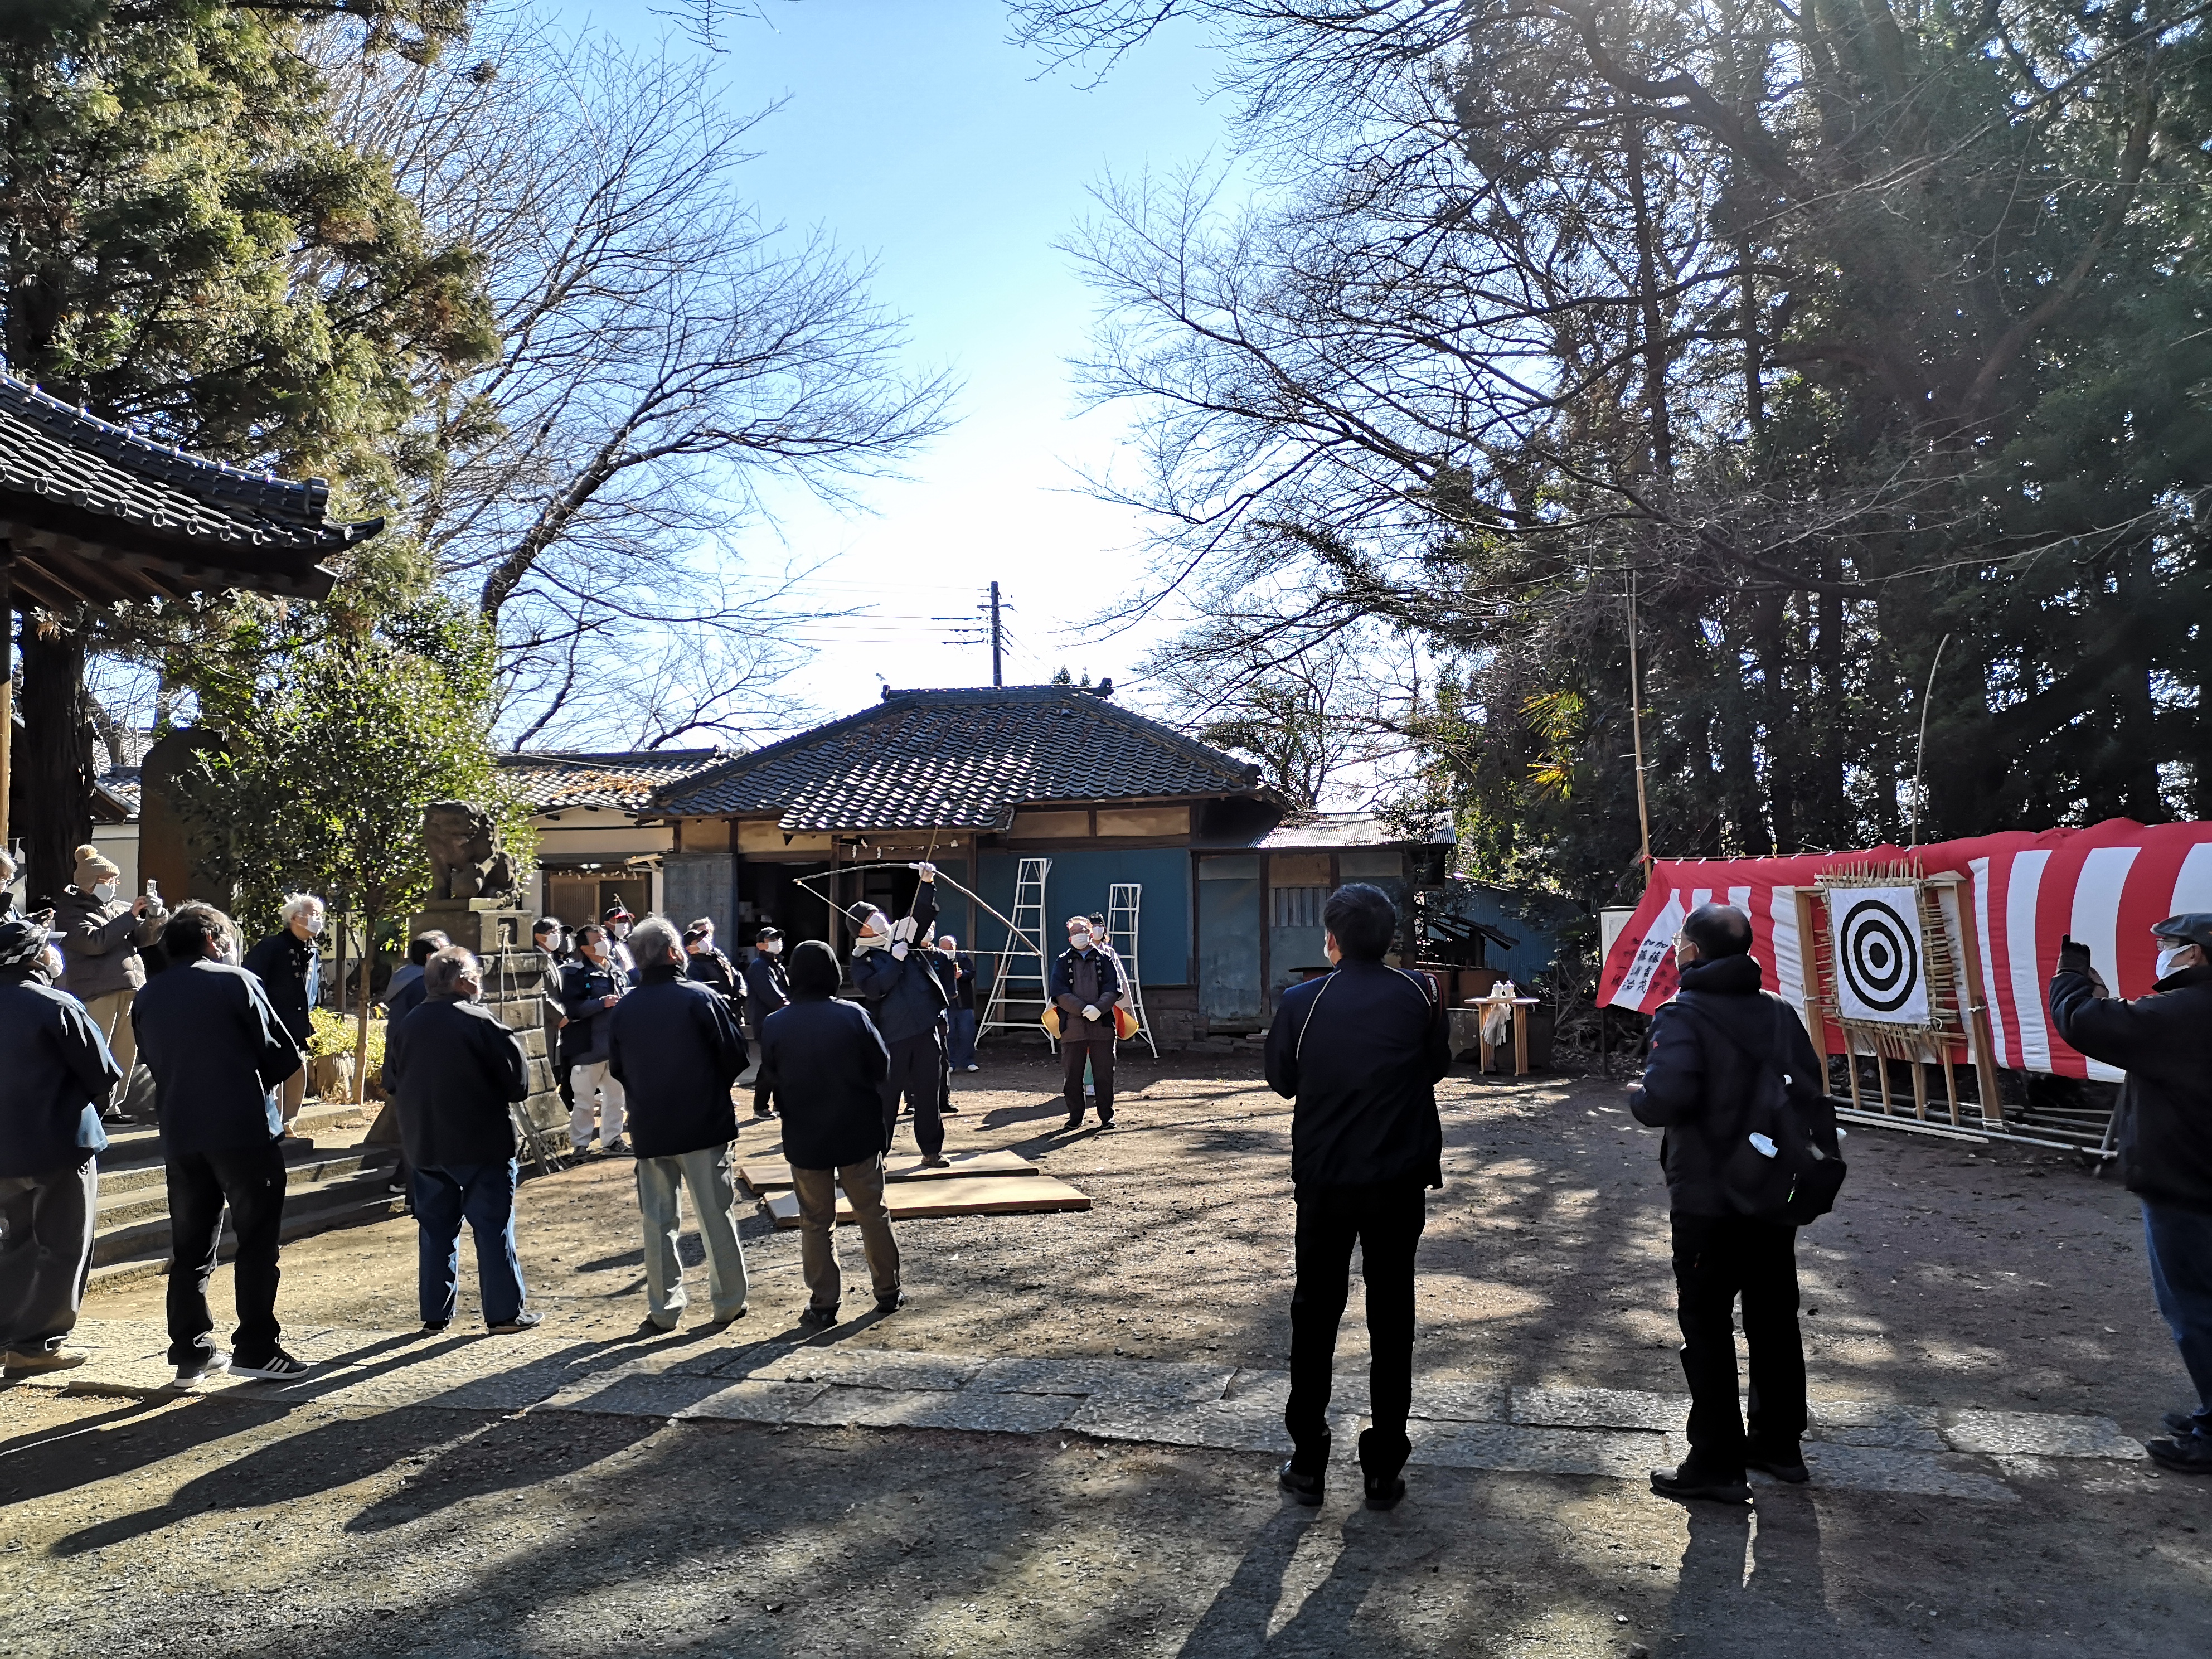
[{"xmin": 74, "ymin": 843, "xmax": 120, "ymax": 889}]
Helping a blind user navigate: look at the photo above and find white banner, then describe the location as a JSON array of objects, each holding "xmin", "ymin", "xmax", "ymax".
[{"xmin": 1829, "ymin": 886, "xmax": 1929, "ymax": 1025}]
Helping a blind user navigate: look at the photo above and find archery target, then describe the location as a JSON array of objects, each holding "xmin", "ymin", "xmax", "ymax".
[{"xmin": 1831, "ymin": 886, "xmax": 1929, "ymax": 1024}]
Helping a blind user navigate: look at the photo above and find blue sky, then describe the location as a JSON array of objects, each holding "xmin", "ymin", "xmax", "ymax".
[{"xmin": 536, "ymin": 0, "xmax": 1234, "ymax": 721}]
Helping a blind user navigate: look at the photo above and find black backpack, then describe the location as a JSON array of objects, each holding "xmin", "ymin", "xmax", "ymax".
[{"xmin": 1675, "ymin": 998, "xmax": 1849, "ymax": 1226}]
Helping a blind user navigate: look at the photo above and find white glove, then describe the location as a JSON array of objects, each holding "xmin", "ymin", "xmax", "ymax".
[
  {"xmin": 1082, "ymin": 1004, "xmax": 1101, "ymax": 1021},
  {"xmin": 891, "ymin": 940, "xmax": 909, "ymax": 961},
  {"xmin": 891, "ymin": 915, "xmax": 919, "ymax": 944},
  {"xmin": 912, "ymin": 861, "xmax": 938, "ymax": 880}
]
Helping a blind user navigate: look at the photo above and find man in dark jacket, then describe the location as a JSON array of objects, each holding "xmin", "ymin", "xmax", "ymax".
[
  {"xmin": 1051, "ymin": 915, "xmax": 1126, "ymax": 1129},
  {"xmin": 740, "ymin": 926, "xmax": 790, "ymax": 1115},
  {"xmin": 760, "ymin": 940, "xmax": 899, "ymax": 1329},
  {"xmin": 134, "ymin": 903, "xmax": 311, "ymax": 1386},
  {"xmin": 1263, "ymin": 883, "xmax": 1448, "ymax": 1511},
  {"xmin": 385, "ymin": 947, "xmax": 538, "ymax": 1336},
  {"xmin": 609, "ymin": 917, "xmax": 750, "ymax": 1330},
  {"xmin": 684, "ymin": 919, "xmax": 746, "ymax": 1023},
  {"xmin": 1629, "ymin": 900, "xmax": 1826, "ymax": 1503},
  {"xmin": 2050, "ymin": 913, "xmax": 2212, "ymax": 1473},
  {"xmin": 0, "ymin": 913, "xmax": 123, "ymax": 1375},
  {"xmin": 242, "ymin": 894, "xmax": 323, "ymax": 1133},
  {"xmin": 561, "ymin": 925, "xmax": 629, "ymax": 1157},
  {"xmin": 937, "ymin": 933, "xmax": 978, "ymax": 1073},
  {"xmin": 849, "ymin": 866, "xmax": 951, "ymax": 1163}
]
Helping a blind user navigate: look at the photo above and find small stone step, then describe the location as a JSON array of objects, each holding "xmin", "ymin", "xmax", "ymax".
[
  {"xmin": 94, "ymin": 1143, "xmax": 393, "ymax": 1228},
  {"xmin": 90, "ymin": 1165, "xmax": 408, "ymax": 1273}
]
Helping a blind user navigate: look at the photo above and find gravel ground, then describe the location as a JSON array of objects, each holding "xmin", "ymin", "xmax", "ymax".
[{"xmin": 8, "ymin": 1053, "xmax": 2211, "ymax": 1656}]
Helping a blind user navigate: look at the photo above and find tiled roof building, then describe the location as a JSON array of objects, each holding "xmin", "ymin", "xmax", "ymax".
[
  {"xmin": 656, "ymin": 685, "xmax": 1262, "ymax": 832},
  {"xmin": 502, "ymin": 749, "xmax": 726, "ymax": 814}
]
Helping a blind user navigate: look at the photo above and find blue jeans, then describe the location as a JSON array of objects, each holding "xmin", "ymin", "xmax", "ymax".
[
  {"xmin": 414, "ymin": 1160, "xmax": 526, "ymax": 1328},
  {"xmin": 2144, "ymin": 1200, "xmax": 2212, "ymax": 1434},
  {"xmin": 947, "ymin": 1007, "xmax": 978, "ymax": 1069}
]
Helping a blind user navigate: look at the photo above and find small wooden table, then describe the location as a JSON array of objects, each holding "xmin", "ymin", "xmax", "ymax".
[{"xmin": 1468, "ymin": 995, "xmax": 1542, "ymax": 1076}]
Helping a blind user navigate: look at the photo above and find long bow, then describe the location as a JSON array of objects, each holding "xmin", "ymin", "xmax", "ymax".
[{"xmin": 788, "ymin": 861, "xmax": 1046, "ymax": 959}]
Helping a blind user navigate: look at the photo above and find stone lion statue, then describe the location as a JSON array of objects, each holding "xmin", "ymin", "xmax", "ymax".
[{"xmin": 423, "ymin": 800, "xmax": 520, "ymax": 903}]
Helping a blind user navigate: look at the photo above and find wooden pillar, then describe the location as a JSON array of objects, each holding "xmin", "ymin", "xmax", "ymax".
[
  {"xmin": 0, "ymin": 556, "xmax": 11, "ymax": 858},
  {"xmin": 827, "ymin": 836, "xmax": 842, "ymax": 955},
  {"xmin": 1948, "ymin": 878, "xmax": 2010, "ymax": 1128}
]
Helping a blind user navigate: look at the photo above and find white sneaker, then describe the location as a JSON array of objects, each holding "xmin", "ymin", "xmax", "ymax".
[
  {"xmin": 172, "ymin": 1351, "xmax": 232, "ymax": 1389},
  {"xmin": 964, "ymin": 1065, "xmax": 979, "ymax": 1073}
]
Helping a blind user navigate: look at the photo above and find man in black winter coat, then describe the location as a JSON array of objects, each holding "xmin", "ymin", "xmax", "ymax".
[
  {"xmin": 1630, "ymin": 901, "xmax": 1827, "ymax": 1503},
  {"xmin": 683, "ymin": 919, "xmax": 746, "ymax": 1021},
  {"xmin": 1263, "ymin": 884, "xmax": 1449, "ymax": 1512},
  {"xmin": 848, "ymin": 866, "xmax": 951, "ymax": 1163},
  {"xmin": 385, "ymin": 947, "xmax": 537, "ymax": 1335},
  {"xmin": 609, "ymin": 918, "xmax": 750, "ymax": 1330},
  {"xmin": 740, "ymin": 927, "xmax": 790, "ymax": 1115},
  {"xmin": 760, "ymin": 940, "xmax": 901, "ymax": 1328},
  {"xmin": 561, "ymin": 926, "xmax": 629, "ymax": 1157},
  {"xmin": 0, "ymin": 913, "xmax": 123, "ymax": 1376},
  {"xmin": 2050, "ymin": 912, "xmax": 2212, "ymax": 1473},
  {"xmin": 241, "ymin": 894, "xmax": 323, "ymax": 1133},
  {"xmin": 134, "ymin": 903, "xmax": 311, "ymax": 1387},
  {"xmin": 1050, "ymin": 917, "xmax": 1126, "ymax": 1129}
]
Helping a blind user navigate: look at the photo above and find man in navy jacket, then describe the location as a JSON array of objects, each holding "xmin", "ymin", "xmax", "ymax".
[
  {"xmin": 385, "ymin": 947, "xmax": 537, "ymax": 1336},
  {"xmin": 561, "ymin": 925, "xmax": 629, "ymax": 1157},
  {"xmin": 760, "ymin": 940, "xmax": 901, "ymax": 1328},
  {"xmin": 609, "ymin": 917, "xmax": 750, "ymax": 1330},
  {"xmin": 0, "ymin": 912, "xmax": 123, "ymax": 1375},
  {"xmin": 133, "ymin": 903, "xmax": 309, "ymax": 1386},
  {"xmin": 2051, "ymin": 913, "xmax": 2212, "ymax": 1473},
  {"xmin": 849, "ymin": 866, "xmax": 950, "ymax": 1163},
  {"xmin": 740, "ymin": 926, "xmax": 790, "ymax": 1115},
  {"xmin": 1263, "ymin": 883, "xmax": 1448, "ymax": 1512}
]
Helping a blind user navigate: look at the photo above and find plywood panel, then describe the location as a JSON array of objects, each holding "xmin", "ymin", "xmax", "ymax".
[
  {"xmin": 738, "ymin": 1148, "xmax": 1038, "ymax": 1192},
  {"xmin": 763, "ymin": 1175, "xmax": 1092, "ymax": 1228},
  {"xmin": 1096, "ymin": 806, "xmax": 1189, "ymax": 838},
  {"xmin": 1008, "ymin": 809, "xmax": 1091, "ymax": 838}
]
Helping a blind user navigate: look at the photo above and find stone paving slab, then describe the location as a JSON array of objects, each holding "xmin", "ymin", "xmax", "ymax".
[
  {"xmin": 1409, "ymin": 1420, "xmax": 1669, "ymax": 1481},
  {"xmin": 1511, "ymin": 1385, "xmax": 1688, "ymax": 1434},
  {"xmin": 1799, "ymin": 1442, "xmax": 2018, "ymax": 1502},
  {"xmin": 1942, "ymin": 1408, "xmax": 2145, "ymax": 1460},
  {"xmin": 35, "ymin": 1317, "xmax": 2147, "ymax": 1506}
]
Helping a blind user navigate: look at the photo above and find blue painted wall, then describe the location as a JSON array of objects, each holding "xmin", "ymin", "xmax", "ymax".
[
  {"xmin": 974, "ymin": 848, "xmax": 1192, "ymax": 986},
  {"xmin": 1439, "ymin": 881, "xmax": 1581, "ymax": 983}
]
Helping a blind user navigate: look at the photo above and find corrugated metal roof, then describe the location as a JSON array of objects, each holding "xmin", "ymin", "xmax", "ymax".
[{"xmin": 655, "ymin": 686, "xmax": 1264, "ymax": 831}]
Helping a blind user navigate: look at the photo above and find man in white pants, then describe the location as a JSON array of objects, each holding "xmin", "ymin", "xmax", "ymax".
[{"xmin": 559, "ymin": 924, "xmax": 629, "ymax": 1156}]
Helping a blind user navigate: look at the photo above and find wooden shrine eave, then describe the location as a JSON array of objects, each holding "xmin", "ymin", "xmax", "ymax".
[{"xmin": 0, "ymin": 488, "xmax": 350, "ymax": 608}]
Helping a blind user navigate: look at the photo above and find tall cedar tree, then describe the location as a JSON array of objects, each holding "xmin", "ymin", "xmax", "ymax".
[{"xmin": 1, "ymin": 0, "xmax": 494, "ymax": 901}]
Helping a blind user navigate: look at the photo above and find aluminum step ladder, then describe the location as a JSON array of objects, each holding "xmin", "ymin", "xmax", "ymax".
[
  {"xmin": 980, "ymin": 856, "xmax": 1052, "ymax": 1046},
  {"xmin": 1106, "ymin": 882, "xmax": 1158, "ymax": 1058}
]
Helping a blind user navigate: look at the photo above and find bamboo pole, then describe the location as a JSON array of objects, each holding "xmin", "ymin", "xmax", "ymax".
[{"xmin": 1626, "ymin": 569, "xmax": 1653, "ymax": 880}]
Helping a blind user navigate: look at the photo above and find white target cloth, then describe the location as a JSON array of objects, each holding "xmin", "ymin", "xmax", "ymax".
[
  {"xmin": 1828, "ymin": 887, "xmax": 1929, "ymax": 1024},
  {"xmin": 1596, "ymin": 819, "xmax": 2212, "ymax": 1080}
]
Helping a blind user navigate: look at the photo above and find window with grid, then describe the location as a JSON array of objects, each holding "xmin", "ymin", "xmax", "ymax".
[{"xmin": 1271, "ymin": 886, "xmax": 1327, "ymax": 929}]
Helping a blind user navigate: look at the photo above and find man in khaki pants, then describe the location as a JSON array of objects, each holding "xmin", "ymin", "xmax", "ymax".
[
  {"xmin": 757, "ymin": 940, "xmax": 902, "ymax": 1329},
  {"xmin": 54, "ymin": 845, "xmax": 166, "ymax": 1121}
]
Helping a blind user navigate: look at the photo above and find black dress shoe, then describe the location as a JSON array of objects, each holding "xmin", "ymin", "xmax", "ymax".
[
  {"xmin": 875, "ymin": 1289, "xmax": 908, "ymax": 1313},
  {"xmin": 1650, "ymin": 1464, "xmax": 1752, "ymax": 1504},
  {"xmin": 1064, "ymin": 1114, "xmax": 1084, "ymax": 1131},
  {"xmin": 1278, "ymin": 1460, "xmax": 1324, "ymax": 1506},
  {"xmin": 1363, "ymin": 1471, "xmax": 1406, "ymax": 1511},
  {"xmin": 2147, "ymin": 1434, "xmax": 2212, "ymax": 1474},
  {"xmin": 797, "ymin": 1306, "xmax": 839, "ymax": 1331},
  {"xmin": 2164, "ymin": 1409, "xmax": 2208, "ymax": 1437},
  {"xmin": 1747, "ymin": 1447, "xmax": 1810, "ymax": 1483}
]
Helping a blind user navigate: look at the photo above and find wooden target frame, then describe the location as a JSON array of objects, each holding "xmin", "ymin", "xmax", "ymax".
[{"xmin": 1792, "ymin": 861, "xmax": 2007, "ymax": 1130}]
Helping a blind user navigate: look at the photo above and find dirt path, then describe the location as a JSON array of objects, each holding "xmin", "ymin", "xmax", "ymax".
[{"xmin": 8, "ymin": 1056, "xmax": 2210, "ymax": 1656}]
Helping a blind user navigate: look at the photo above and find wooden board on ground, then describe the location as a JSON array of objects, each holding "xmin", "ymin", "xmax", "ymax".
[
  {"xmin": 737, "ymin": 1148, "xmax": 1037, "ymax": 1192},
  {"xmin": 762, "ymin": 1174, "xmax": 1090, "ymax": 1229}
]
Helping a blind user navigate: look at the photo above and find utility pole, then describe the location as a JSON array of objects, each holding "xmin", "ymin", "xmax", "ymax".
[{"xmin": 989, "ymin": 581, "xmax": 1003, "ymax": 687}]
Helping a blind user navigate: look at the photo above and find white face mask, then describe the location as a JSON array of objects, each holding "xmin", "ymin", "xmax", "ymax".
[
  {"xmin": 1070, "ymin": 929, "xmax": 1092, "ymax": 950},
  {"xmin": 220, "ymin": 938, "xmax": 242, "ymax": 967},
  {"xmin": 93, "ymin": 880, "xmax": 118, "ymax": 903},
  {"xmin": 2157, "ymin": 945, "xmax": 2195, "ymax": 979},
  {"xmin": 610, "ymin": 922, "xmax": 630, "ymax": 940},
  {"xmin": 760, "ymin": 939, "xmax": 782, "ymax": 956},
  {"xmin": 939, "ymin": 942, "xmax": 957, "ymax": 956},
  {"xmin": 301, "ymin": 914, "xmax": 324, "ymax": 937}
]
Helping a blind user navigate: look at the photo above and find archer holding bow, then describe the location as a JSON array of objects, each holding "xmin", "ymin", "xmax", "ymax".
[{"xmin": 847, "ymin": 864, "xmax": 953, "ymax": 1168}]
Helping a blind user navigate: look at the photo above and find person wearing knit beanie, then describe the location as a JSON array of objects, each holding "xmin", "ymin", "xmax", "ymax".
[{"xmin": 54, "ymin": 843, "xmax": 166, "ymax": 1123}]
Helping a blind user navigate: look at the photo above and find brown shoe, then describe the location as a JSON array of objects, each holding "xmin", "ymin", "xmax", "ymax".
[{"xmin": 3, "ymin": 1348, "xmax": 89, "ymax": 1375}]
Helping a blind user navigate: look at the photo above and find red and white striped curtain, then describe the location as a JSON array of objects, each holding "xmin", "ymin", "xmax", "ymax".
[{"xmin": 1597, "ymin": 821, "xmax": 2212, "ymax": 1081}]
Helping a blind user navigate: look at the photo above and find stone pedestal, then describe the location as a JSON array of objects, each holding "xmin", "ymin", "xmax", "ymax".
[{"xmin": 411, "ymin": 902, "xmax": 530, "ymax": 957}]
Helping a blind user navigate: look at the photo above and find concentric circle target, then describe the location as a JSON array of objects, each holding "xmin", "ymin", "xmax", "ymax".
[{"xmin": 1840, "ymin": 899, "xmax": 1919, "ymax": 1013}]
